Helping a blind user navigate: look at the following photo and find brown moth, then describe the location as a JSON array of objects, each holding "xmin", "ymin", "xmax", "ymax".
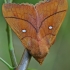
[{"xmin": 2, "ymin": 0, "xmax": 68, "ymax": 64}]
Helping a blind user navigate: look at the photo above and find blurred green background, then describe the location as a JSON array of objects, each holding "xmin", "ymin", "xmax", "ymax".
[{"xmin": 0, "ymin": 0, "xmax": 70, "ymax": 70}]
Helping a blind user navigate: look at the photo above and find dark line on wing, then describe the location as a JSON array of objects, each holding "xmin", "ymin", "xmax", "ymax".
[
  {"xmin": 39, "ymin": 10, "xmax": 67, "ymax": 29},
  {"xmin": 46, "ymin": 33, "xmax": 55, "ymax": 36},
  {"xmin": 21, "ymin": 36, "xmax": 32, "ymax": 40},
  {"xmin": 21, "ymin": 33, "xmax": 55, "ymax": 41},
  {"xmin": 5, "ymin": 17, "xmax": 37, "ymax": 32}
]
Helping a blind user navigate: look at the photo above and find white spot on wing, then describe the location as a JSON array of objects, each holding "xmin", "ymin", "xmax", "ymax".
[
  {"xmin": 22, "ymin": 30, "xmax": 26, "ymax": 33},
  {"xmin": 49, "ymin": 26, "xmax": 53, "ymax": 30}
]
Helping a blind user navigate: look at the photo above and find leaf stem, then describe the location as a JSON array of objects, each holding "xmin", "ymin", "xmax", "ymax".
[
  {"xmin": 7, "ymin": 25, "xmax": 18, "ymax": 68},
  {"xmin": 16, "ymin": 49, "xmax": 31, "ymax": 70},
  {"xmin": 0, "ymin": 57, "xmax": 13, "ymax": 69},
  {"xmin": 4, "ymin": 0, "xmax": 18, "ymax": 69},
  {"xmin": 4, "ymin": 0, "xmax": 13, "ymax": 3}
]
